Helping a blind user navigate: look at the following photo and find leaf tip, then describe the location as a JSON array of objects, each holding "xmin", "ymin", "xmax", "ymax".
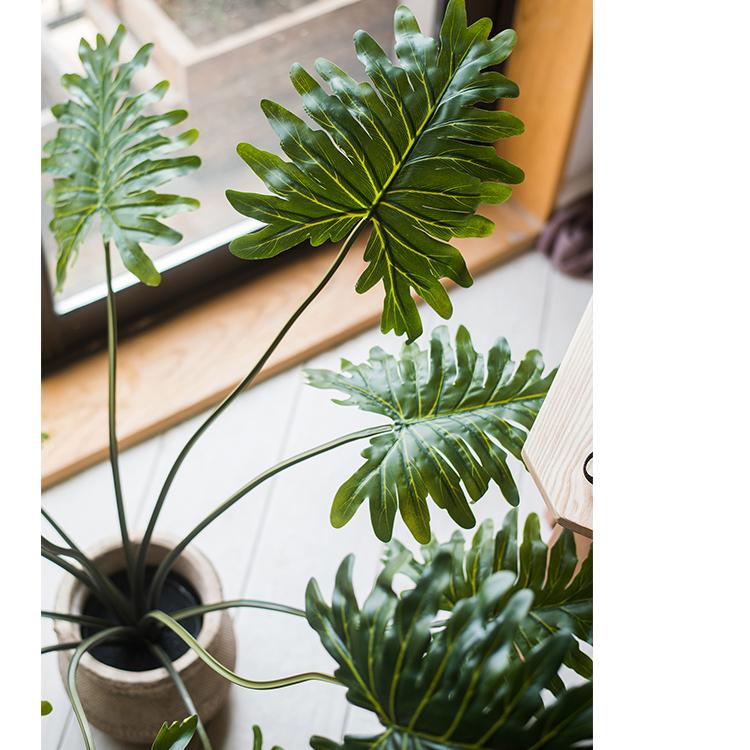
[{"xmin": 143, "ymin": 270, "xmax": 162, "ymax": 287}]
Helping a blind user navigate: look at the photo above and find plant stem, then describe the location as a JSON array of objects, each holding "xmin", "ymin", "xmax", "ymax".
[
  {"xmin": 42, "ymin": 531, "xmax": 134, "ymax": 623},
  {"xmin": 147, "ymin": 423, "xmax": 390, "ymax": 607},
  {"xmin": 41, "ymin": 508, "xmax": 87, "ymax": 559},
  {"xmin": 171, "ymin": 598, "xmax": 305, "ymax": 621},
  {"xmin": 135, "ymin": 217, "xmax": 369, "ymax": 608},
  {"xmin": 42, "ymin": 509, "xmax": 116, "ymax": 597},
  {"xmin": 66, "ymin": 626, "xmax": 136, "ymax": 749},
  {"xmin": 104, "ymin": 240, "xmax": 136, "ymax": 596},
  {"xmin": 42, "ymin": 641, "xmax": 82, "ymax": 654},
  {"xmin": 42, "ymin": 610, "xmax": 114, "ymax": 630},
  {"xmin": 42, "ymin": 549, "xmax": 109, "ymax": 607},
  {"xmin": 142, "ymin": 610, "xmax": 339, "ymax": 689},
  {"xmin": 148, "ymin": 642, "xmax": 213, "ymax": 750}
]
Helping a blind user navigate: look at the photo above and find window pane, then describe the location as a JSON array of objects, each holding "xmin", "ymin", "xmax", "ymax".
[{"xmin": 41, "ymin": 0, "xmax": 443, "ymax": 312}]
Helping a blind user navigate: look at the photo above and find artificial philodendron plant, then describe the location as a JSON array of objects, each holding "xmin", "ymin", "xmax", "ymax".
[
  {"xmin": 42, "ymin": 25, "xmax": 200, "ymax": 290},
  {"xmin": 152, "ymin": 720, "xmax": 280, "ymax": 750},
  {"xmin": 385, "ymin": 509, "xmax": 594, "ymax": 690},
  {"xmin": 41, "ymin": 3, "xmax": 592, "ymax": 749},
  {"xmin": 226, "ymin": 1, "xmax": 524, "ymax": 341},
  {"xmin": 306, "ymin": 327, "xmax": 556, "ymax": 543},
  {"xmin": 151, "ymin": 513, "xmax": 592, "ymax": 749},
  {"xmin": 305, "ymin": 539, "xmax": 591, "ymax": 750}
]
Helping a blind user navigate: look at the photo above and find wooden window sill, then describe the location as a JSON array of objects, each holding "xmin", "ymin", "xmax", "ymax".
[{"xmin": 41, "ymin": 202, "xmax": 540, "ymax": 488}]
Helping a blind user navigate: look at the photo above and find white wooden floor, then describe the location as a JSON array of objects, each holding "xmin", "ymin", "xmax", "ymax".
[{"xmin": 42, "ymin": 249, "xmax": 592, "ymax": 749}]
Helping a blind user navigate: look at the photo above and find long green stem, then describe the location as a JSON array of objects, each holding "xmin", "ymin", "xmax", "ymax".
[
  {"xmin": 142, "ymin": 611, "xmax": 339, "ymax": 689},
  {"xmin": 148, "ymin": 642, "xmax": 213, "ymax": 750},
  {"xmin": 42, "ymin": 610, "xmax": 114, "ymax": 630},
  {"xmin": 41, "ymin": 510, "xmax": 106, "ymax": 598},
  {"xmin": 67, "ymin": 626, "xmax": 136, "ymax": 749},
  {"xmin": 41, "ymin": 533, "xmax": 134, "ymax": 623},
  {"xmin": 42, "ymin": 641, "xmax": 82, "ymax": 654},
  {"xmin": 171, "ymin": 598, "xmax": 305, "ymax": 621},
  {"xmin": 135, "ymin": 217, "xmax": 369, "ymax": 608},
  {"xmin": 147, "ymin": 423, "xmax": 390, "ymax": 607},
  {"xmin": 42, "ymin": 550, "xmax": 107, "ymax": 605},
  {"xmin": 41, "ymin": 508, "xmax": 88, "ymax": 559},
  {"xmin": 104, "ymin": 240, "xmax": 136, "ymax": 595}
]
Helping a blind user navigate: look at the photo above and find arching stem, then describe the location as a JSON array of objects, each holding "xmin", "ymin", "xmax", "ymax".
[
  {"xmin": 171, "ymin": 598, "xmax": 305, "ymax": 621},
  {"xmin": 142, "ymin": 610, "xmax": 339, "ymax": 689},
  {"xmin": 42, "ymin": 532, "xmax": 134, "ymax": 623},
  {"xmin": 147, "ymin": 423, "xmax": 390, "ymax": 607},
  {"xmin": 42, "ymin": 641, "xmax": 82, "ymax": 654},
  {"xmin": 148, "ymin": 642, "xmax": 213, "ymax": 750},
  {"xmin": 134, "ymin": 217, "xmax": 369, "ymax": 610},
  {"xmin": 41, "ymin": 610, "xmax": 114, "ymax": 630},
  {"xmin": 66, "ymin": 626, "xmax": 137, "ymax": 749},
  {"xmin": 104, "ymin": 241, "xmax": 136, "ymax": 595},
  {"xmin": 42, "ymin": 549, "xmax": 110, "ymax": 611}
]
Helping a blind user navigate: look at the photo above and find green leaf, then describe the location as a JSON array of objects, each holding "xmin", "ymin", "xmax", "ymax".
[
  {"xmin": 227, "ymin": 0, "xmax": 524, "ymax": 340},
  {"xmin": 151, "ymin": 715, "xmax": 197, "ymax": 750},
  {"xmin": 385, "ymin": 510, "xmax": 593, "ymax": 689},
  {"xmin": 42, "ymin": 25, "xmax": 200, "ymax": 290},
  {"xmin": 252, "ymin": 724, "xmax": 284, "ymax": 750},
  {"xmin": 41, "ymin": 700, "xmax": 53, "ymax": 716},
  {"xmin": 305, "ymin": 325, "xmax": 555, "ymax": 543},
  {"xmin": 305, "ymin": 552, "xmax": 592, "ymax": 749}
]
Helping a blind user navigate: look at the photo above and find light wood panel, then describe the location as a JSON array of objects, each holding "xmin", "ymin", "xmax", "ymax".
[
  {"xmin": 522, "ymin": 298, "xmax": 593, "ymax": 536},
  {"xmin": 41, "ymin": 202, "xmax": 539, "ymax": 488},
  {"xmin": 497, "ymin": 0, "xmax": 593, "ymax": 222}
]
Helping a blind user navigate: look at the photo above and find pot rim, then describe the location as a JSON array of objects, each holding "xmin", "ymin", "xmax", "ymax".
[{"xmin": 54, "ymin": 535, "xmax": 223, "ymax": 686}]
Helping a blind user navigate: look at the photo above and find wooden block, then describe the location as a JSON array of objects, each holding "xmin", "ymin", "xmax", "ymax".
[{"xmin": 522, "ymin": 298, "xmax": 592, "ymax": 536}]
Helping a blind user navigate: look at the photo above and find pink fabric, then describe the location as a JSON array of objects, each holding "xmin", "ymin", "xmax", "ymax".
[{"xmin": 538, "ymin": 194, "xmax": 593, "ymax": 279}]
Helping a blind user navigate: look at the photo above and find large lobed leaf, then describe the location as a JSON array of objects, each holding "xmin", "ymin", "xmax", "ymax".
[
  {"xmin": 306, "ymin": 551, "xmax": 592, "ymax": 749},
  {"xmin": 42, "ymin": 25, "xmax": 200, "ymax": 290},
  {"xmin": 151, "ymin": 716, "xmax": 197, "ymax": 750},
  {"xmin": 386, "ymin": 509, "xmax": 593, "ymax": 691},
  {"xmin": 305, "ymin": 325, "xmax": 555, "ymax": 543},
  {"xmin": 251, "ymin": 725, "xmax": 285, "ymax": 750},
  {"xmin": 227, "ymin": 0, "xmax": 524, "ymax": 341},
  {"xmin": 151, "ymin": 716, "xmax": 283, "ymax": 749}
]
